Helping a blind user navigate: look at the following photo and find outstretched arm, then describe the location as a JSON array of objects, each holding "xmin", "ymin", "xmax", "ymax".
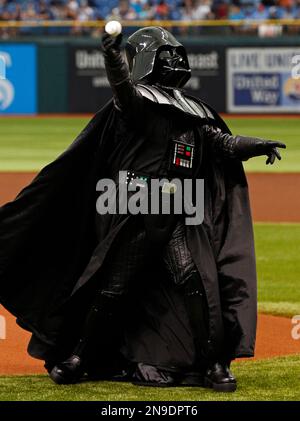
[
  {"xmin": 101, "ymin": 32, "xmax": 142, "ymax": 114},
  {"xmin": 203, "ymin": 125, "xmax": 286, "ymax": 165}
]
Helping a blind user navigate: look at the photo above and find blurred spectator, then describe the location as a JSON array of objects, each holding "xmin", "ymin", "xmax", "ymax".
[
  {"xmin": 130, "ymin": 0, "xmax": 144, "ymax": 14},
  {"xmin": 180, "ymin": 0, "xmax": 212, "ymax": 20},
  {"xmin": 72, "ymin": 0, "xmax": 95, "ymax": 35},
  {"xmin": 295, "ymin": 0, "xmax": 300, "ymax": 17},
  {"xmin": 281, "ymin": 3, "xmax": 297, "ymax": 17},
  {"xmin": 38, "ymin": 0, "xmax": 51, "ymax": 19},
  {"xmin": 0, "ymin": 0, "xmax": 21, "ymax": 38},
  {"xmin": 21, "ymin": 2, "xmax": 39, "ymax": 21},
  {"xmin": 228, "ymin": 4, "xmax": 245, "ymax": 19},
  {"xmin": 49, "ymin": 1, "xmax": 68, "ymax": 20},
  {"xmin": 1, "ymin": 0, "xmax": 300, "ymax": 39},
  {"xmin": 180, "ymin": 0, "xmax": 194, "ymax": 20},
  {"xmin": 139, "ymin": 0, "xmax": 155, "ymax": 19},
  {"xmin": 250, "ymin": 3, "xmax": 269, "ymax": 19},
  {"xmin": 155, "ymin": 0, "xmax": 170, "ymax": 19},
  {"xmin": 279, "ymin": 0, "xmax": 293, "ymax": 7},
  {"xmin": 0, "ymin": 0, "xmax": 300, "ymax": 24},
  {"xmin": 193, "ymin": 0, "xmax": 213, "ymax": 19},
  {"xmin": 213, "ymin": 1, "xmax": 229, "ymax": 19},
  {"xmin": 109, "ymin": 0, "xmax": 137, "ymax": 20},
  {"xmin": 262, "ymin": 0, "xmax": 276, "ymax": 5},
  {"xmin": 179, "ymin": 0, "xmax": 212, "ymax": 35},
  {"xmin": 66, "ymin": 0, "xmax": 79, "ymax": 19},
  {"xmin": 9, "ymin": 3, "xmax": 22, "ymax": 21},
  {"xmin": 77, "ymin": 0, "xmax": 94, "ymax": 21}
]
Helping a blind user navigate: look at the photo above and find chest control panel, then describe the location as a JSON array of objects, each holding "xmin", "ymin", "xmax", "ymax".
[{"xmin": 172, "ymin": 140, "xmax": 194, "ymax": 171}]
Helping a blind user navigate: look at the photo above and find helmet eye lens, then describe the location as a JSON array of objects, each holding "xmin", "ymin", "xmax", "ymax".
[{"xmin": 158, "ymin": 50, "xmax": 174, "ymax": 60}]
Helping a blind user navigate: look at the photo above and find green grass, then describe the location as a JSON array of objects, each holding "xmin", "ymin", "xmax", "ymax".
[
  {"xmin": 254, "ymin": 224, "xmax": 300, "ymax": 317},
  {"xmin": 0, "ymin": 117, "xmax": 299, "ymax": 172},
  {"xmin": 0, "ymin": 118, "xmax": 87, "ymax": 171},
  {"xmin": 226, "ymin": 118, "xmax": 300, "ymax": 173},
  {"xmin": 0, "ymin": 355, "xmax": 299, "ymax": 401}
]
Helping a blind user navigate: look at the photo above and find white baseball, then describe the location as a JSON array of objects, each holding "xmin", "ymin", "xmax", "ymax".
[{"xmin": 105, "ymin": 20, "xmax": 122, "ymax": 37}]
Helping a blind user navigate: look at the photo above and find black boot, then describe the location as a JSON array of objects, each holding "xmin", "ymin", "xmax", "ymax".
[
  {"xmin": 49, "ymin": 336, "xmax": 88, "ymax": 385},
  {"xmin": 50, "ymin": 354, "xmax": 85, "ymax": 385},
  {"xmin": 204, "ymin": 362, "xmax": 237, "ymax": 392},
  {"xmin": 49, "ymin": 292, "xmax": 119, "ymax": 385}
]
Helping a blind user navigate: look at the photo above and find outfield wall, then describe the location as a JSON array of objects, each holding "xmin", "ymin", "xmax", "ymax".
[{"xmin": 1, "ymin": 36, "xmax": 300, "ymax": 114}]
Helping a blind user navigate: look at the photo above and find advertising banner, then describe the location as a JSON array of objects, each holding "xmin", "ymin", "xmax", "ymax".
[
  {"xmin": 68, "ymin": 46, "xmax": 111, "ymax": 113},
  {"xmin": 227, "ymin": 48, "xmax": 300, "ymax": 113},
  {"xmin": 0, "ymin": 44, "xmax": 37, "ymax": 114},
  {"xmin": 184, "ymin": 45, "xmax": 226, "ymax": 112},
  {"xmin": 68, "ymin": 45, "xmax": 226, "ymax": 113}
]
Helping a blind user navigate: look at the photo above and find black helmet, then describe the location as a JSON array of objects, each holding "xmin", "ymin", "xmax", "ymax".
[{"xmin": 125, "ymin": 27, "xmax": 191, "ymax": 88}]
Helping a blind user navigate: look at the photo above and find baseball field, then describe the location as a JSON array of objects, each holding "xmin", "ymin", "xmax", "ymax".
[{"xmin": 0, "ymin": 115, "xmax": 299, "ymax": 401}]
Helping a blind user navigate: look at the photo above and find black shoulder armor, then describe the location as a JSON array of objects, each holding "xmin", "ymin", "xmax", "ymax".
[{"xmin": 136, "ymin": 83, "xmax": 216, "ymax": 123}]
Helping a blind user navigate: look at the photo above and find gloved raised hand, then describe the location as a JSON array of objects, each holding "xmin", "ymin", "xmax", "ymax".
[
  {"xmin": 101, "ymin": 31, "xmax": 137, "ymax": 110},
  {"xmin": 230, "ymin": 135, "xmax": 286, "ymax": 165},
  {"xmin": 101, "ymin": 32, "xmax": 123, "ymax": 59}
]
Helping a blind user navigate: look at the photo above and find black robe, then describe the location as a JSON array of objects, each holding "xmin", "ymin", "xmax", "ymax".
[{"xmin": 0, "ymin": 96, "xmax": 257, "ymax": 372}]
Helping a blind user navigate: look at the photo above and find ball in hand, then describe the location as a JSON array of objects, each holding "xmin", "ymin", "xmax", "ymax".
[{"xmin": 105, "ymin": 20, "xmax": 122, "ymax": 37}]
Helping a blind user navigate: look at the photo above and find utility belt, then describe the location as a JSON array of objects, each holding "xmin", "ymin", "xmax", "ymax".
[
  {"xmin": 118, "ymin": 138, "xmax": 195, "ymax": 189},
  {"xmin": 110, "ymin": 138, "xmax": 196, "ymax": 244},
  {"xmin": 116, "ymin": 169, "xmax": 197, "ymax": 244},
  {"xmin": 123, "ymin": 170, "xmax": 178, "ymax": 195},
  {"xmin": 110, "ymin": 171, "xmax": 180, "ymax": 244}
]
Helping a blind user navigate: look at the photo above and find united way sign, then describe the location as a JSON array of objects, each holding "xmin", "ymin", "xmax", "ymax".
[
  {"xmin": 227, "ymin": 48, "xmax": 300, "ymax": 113},
  {"xmin": 0, "ymin": 44, "xmax": 37, "ymax": 114}
]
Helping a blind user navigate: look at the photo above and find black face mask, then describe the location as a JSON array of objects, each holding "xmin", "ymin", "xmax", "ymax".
[
  {"xmin": 126, "ymin": 27, "xmax": 191, "ymax": 88},
  {"xmin": 154, "ymin": 47, "xmax": 191, "ymax": 88}
]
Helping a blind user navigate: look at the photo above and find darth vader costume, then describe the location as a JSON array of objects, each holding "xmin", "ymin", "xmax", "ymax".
[{"xmin": 0, "ymin": 27, "xmax": 285, "ymax": 392}]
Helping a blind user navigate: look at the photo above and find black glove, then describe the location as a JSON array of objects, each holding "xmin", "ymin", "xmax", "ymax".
[
  {"xmin": 101, "ymin": 32, "xmax": 123, "ymax": 59},
  {"xmin": 101, "ymin": 31, "xmax": 139, "ymax": 111},
  {"xmin": 203, "ymin": 126, "xmax": 286, "ymax": 165},
  {"xmin": 231, "ymin": 135, "xmax": 286, "ymax": 164}
]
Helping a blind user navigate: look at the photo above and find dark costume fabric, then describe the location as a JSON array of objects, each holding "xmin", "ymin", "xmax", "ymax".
[{"xmin": 0, "ymin": 92, "xmax": 257, "ymax": 375}]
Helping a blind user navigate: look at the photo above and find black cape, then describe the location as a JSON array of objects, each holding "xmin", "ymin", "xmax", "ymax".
[{"xmin": 0, "ymin": 97, "xmax": 257, "ymax": 370}]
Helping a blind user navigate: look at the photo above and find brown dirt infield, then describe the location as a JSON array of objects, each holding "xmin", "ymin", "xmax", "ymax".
[
  {"xmin": 0, "ymin": 172, "xmax": 299, "ymax": 222},
  {"xmin": 0, "ymin": 171, "xmax": 299, "ymax": 375},
  {"xmin": 247, "ymin": 173, "xmax": 300, "ymax": 223},
  {"xmin": 0, "ymin": 307, "xmax": 299, "ymax": 375}
]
